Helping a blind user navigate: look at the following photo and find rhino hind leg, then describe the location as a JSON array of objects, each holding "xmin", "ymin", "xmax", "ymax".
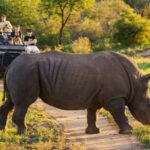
[
  {"xmin": 0, "ymin": 99, "xmax": 14, "ymax": 130},
  {"xmin": 107, "ymin": 99, "xmax": 132, "ymax": 134},
  {"xmin": 85, "ymin": 107, "xmax": 100, "ymax": 134},
  {"xmin": 12, "ymin": 105, "xmax": 29, "ymax": 134}
]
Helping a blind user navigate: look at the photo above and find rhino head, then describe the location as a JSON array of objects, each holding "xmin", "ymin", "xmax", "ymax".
[{"xmin": 128, "ymin": 73, "xmax": 150, "ymax": 125}]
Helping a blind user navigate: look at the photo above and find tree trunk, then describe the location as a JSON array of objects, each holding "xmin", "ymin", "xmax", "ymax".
[
  {"xmin": 58, "ymin": 5, "xmax": 72, "ymax": 45},
  {"xmin": 58, "ymin": 23, "xmax": 64, "ymax": 45}
]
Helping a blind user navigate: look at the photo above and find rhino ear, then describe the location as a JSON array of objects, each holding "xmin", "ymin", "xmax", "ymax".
[{"xmin": 140, "ymin": 73, "xmax": 150, "ymax": 83}]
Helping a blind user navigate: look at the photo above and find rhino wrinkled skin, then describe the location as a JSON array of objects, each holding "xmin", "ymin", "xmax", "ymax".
[{"xmin": 0, "ymin": 51, "xmax": 150, "ymax": 134}]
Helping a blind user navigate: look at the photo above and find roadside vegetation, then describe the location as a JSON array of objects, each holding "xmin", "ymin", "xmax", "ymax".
[
  {"xmin": 100, "ymin": 107, "xmax": 150, "ymax": 148},
  {"xmin": 0, "ymin": 97, "xmax": 80, "ymax": 150},
  {"xmin": 100, "ymin": 57, "xmax": 150, "ymax": 148},
  {"xmin": 1, "ymin": 0, "xmax": 150, "ymax": 53}
]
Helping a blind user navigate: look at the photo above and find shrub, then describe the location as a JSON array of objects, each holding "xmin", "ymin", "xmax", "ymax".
[
  {"xmin": 113, "ymin": 9, "xmax": 150, "ymax": 46},
  {"xmin": 71, "ymin": 37, "xmax": 92, "ymax": 54},
  {"xmin": 71, "ymin": 18, "xmax": 101, "ymax": 43},
  {"xmin": 93, "ymin": 35, "xmax": 112, "ymax": 52}
]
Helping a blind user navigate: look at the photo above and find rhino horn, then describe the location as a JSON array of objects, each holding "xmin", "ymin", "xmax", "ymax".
[{"xmin": 140, "ymin": 73, "xmax": 150, "ymax": 82}]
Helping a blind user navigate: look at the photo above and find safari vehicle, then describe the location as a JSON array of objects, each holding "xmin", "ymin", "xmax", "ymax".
[{"xmin": 0, "ymin": 44, "xmax": 26, "ymax": 74}]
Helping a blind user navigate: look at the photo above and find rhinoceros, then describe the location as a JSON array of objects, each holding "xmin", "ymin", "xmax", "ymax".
[{"xmin": 0, "ymin": 51, "xmax": 150, "ymax": 134}]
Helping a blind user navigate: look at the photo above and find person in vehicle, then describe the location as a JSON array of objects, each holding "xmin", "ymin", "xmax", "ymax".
[
  {"xmin": 7, "ymin": 37, "xmax": 14, "ymax": 45},
  {"xmin": 24, "ymin": 29, "xmax": 37, "ymax": 45},
  {"xmin": 11, "ymin": 25, "xmax": 23, "ymax": 39},
  {"xmin": 12, "ymin": 26, "xmax": 23, "ymax": 45},
  {"xmin": 0, "ymin": 15, "xmax": 13, "ymax": 34},
  {"xmin": 14, "ymin": 34, "xmax": 23, "ymax": 45},
  {"xmin": 24, "ymin": 29, "xmax": 40, "ymax": 53},
  {"xmin": 0, "ymin": 28, "xmax": 7, "ymax": 45}
]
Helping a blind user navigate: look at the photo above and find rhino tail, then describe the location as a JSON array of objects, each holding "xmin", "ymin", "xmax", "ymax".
[
  {"xmin": 2, "ymin": 67, "xmax": 10, "ymax": 102},
  {"xmin": 2, "ymin": 71, "xmax": 7, "ymax": 101}
]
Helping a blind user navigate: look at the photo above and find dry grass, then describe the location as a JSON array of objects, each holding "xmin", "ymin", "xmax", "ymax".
[{"xmin": 0, "ymin": 98, "xmax": 79, "ymax": 150}]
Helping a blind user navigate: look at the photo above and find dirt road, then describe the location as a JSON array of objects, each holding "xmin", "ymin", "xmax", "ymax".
[
  {"xmin": 42, "ymin": 103, "xmax": 148, "ymax": 150},
  {"xmin": 140, "ymin": 50, "xmax": 150, "ymax": 57}
]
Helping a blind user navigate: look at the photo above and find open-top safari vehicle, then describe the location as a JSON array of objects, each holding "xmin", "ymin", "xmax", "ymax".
[{"xmin": 0, "ymin": 44, "xmax": 26, "ymax": 73}]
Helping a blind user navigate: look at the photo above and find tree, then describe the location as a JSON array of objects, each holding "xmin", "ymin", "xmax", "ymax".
[
  {"xmin": 1, "ymin": 0, "xmax": 40, "ymax": 29},
  {"xmin": 71, "ymin": 0, "xmax": 131, "ymax": 51},
  {"xmin": 0, "ymin": 0, "xmax": 7, "ymax": 15},
  {"xmin": 142, "ymin": 3, "xmax": 150, "ymax": 19},
  {"xmin": 40, "ymin": 0, "xmax": 94, "ymax": 45},
  {"xmin": 124, "ymin": 0, "xmax": 150, "ymax": 16},
  {"xmin": 113, "ymin": 9, "xmax": 150, "ymax": 46}
]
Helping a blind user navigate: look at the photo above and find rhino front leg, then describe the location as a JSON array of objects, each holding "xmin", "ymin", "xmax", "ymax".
[
  {"xmin": 85, "ymin": 107, "xmax": 100, "ymax": 134},
  {"xmin": 107, "ymin": 99, "xmax": 132, "ymax": 134}
]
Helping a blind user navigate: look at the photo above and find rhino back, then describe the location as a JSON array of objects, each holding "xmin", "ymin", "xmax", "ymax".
[
  {"xmin": 38, "ymin": 51, "xmax": 134, "ymax": 109},
  {"xmin": 38, "ymin": 51, "xmax": 101, "ymax": 109},
  {"xmin": 110, "ymin": 52, "xmax": 141, "ymax": 79}
]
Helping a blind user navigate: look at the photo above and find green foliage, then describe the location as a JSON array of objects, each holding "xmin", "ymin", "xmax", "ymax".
[
  {"xmin": 124, "ymin": 0, "xmax": 150, "ymax": 17},
  {"xmin": 71, "ymin": 37, "xmax": 92, "ymax": 54},
  {"xmin": 1, "ymin": 0, "xmax": 150, "ymax": 51},
  {"xmin": 2, "ymin": 0, "xmax": 40, "ymax": 29},
  {"xmin": 133, "ymin": 125, "xmax": 150, "ymax": 148},
  {"xmin": 143, "ymin": 4, "xmax": 150, "ymax": 19},
  {"xmin": 40, "ymin": 0, "xmax": 95, "ymax": 44},
  {"xmin": 124, "ymin": 0, "xmax": 149, "ymax": 10},
  {"xmin": 70, "ymin": 0, "xmax": 131, "ymax": 51},
  {"xmin": 137, "ymin": 63, "xmax": 150, "ymax": 71},
  {"xmin": 113, "ymin": 9, "xmax": 150, "ymax": 46},
  {"xmin": 131, "ymin": 57, "xmax": 150, "ymax": 74},
  {"xmin": 0, "ymin": 0, "xmax": 7, "ymax": 14},
  {"xmin": 71, "ymin": 17, "xmax": 101, "ymax": 42},
  {"xmin": 93, "ymin": 34, "xmax": 112, "ymax": 51}
]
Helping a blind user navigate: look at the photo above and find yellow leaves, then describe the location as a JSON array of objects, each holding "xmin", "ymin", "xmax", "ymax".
[
  {"xmin": 113, "ymin": 8, "xmax": 150, "ymax": 46},
  {"xmin": 71, "ymin": 37, "xmax": 92, "ymax": 54}
]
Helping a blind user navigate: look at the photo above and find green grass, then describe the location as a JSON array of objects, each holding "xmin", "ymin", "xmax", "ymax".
[
  {"xmin": 99, "ymin": 108, "xmax": 150, "ymax": 148},
  {"xmin": 133, "ymin": 125, "xmax": 150, "ymax": 148},
  {"xmin": 137, "ymin": 63, "xmax": 150, "ymax": 72},
  {"xmin": 0, "ymin": 98, "xmax": 80, "ymax": 150},
  {"xmin": 131, "ymin": 57, "xmax": 150, "ymax": 74}
]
